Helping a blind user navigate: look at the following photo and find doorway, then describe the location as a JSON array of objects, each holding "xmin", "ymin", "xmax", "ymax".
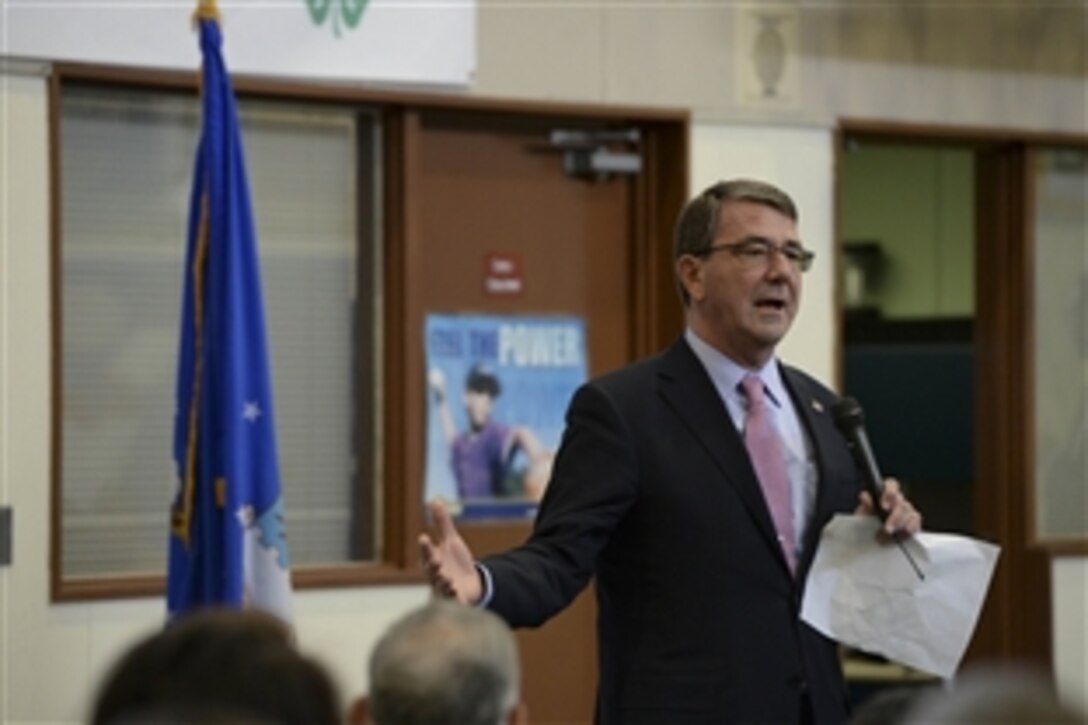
[
  {"xmin": 840, "ymin": 140, "xmax": 976, "ymax": 536},
  {"xmin": 836, "ymin": 126, "xmax": 1053, "ymax": 680}
]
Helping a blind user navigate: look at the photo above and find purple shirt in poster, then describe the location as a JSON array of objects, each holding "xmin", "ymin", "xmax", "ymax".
[{"xmin": 451, "ymin": 421, "xmax": 512, "ymax": 498}]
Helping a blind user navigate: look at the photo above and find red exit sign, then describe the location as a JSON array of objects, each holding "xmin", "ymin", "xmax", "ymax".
[{"xmin": 484, "ymin": 252, "xmax": 524, "ymax": 297}]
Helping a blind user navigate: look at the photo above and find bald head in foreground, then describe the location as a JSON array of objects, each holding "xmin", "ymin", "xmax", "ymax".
[{"xmin": 354, "ymin": 600, "xmax": 528, "ymax": 725}]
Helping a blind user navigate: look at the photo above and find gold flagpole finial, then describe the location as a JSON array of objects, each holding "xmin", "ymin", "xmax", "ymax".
[{"xmin": 193, "ymin": 0, "xmax": 220, "ymax": 25}]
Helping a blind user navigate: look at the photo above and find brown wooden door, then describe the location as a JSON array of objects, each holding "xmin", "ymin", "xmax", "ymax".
[{"xmin": 407, "ymin": 109, "xmax": 638, "ymax": 724}]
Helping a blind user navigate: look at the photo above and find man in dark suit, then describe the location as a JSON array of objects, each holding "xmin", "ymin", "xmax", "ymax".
[{"xmin": 420, "ymin": 179, "xmax": 922, "ymax": 724}]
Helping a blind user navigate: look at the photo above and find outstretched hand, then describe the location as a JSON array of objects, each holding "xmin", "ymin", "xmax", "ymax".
[
  {"xmin": 418, "ymin": 500, "xmax": 484, "ymax": 605},
  {"xmin": 855, "ymin": 477, "xmax": 923, "ymax": 536}
]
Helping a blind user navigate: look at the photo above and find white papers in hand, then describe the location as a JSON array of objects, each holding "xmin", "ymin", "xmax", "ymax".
[{"xmin": 800, "ymin": 514, "xmax": 1000, "ymax": 680}]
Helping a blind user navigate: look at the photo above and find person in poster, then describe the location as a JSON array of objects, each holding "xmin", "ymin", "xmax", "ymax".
[
  {"xmin": 429, "ymin": 361, "xmax": 551, "ymax": 501},
  {"xmin": 423, "ymin": 314, "xmax": 587, "ymax": 519}
]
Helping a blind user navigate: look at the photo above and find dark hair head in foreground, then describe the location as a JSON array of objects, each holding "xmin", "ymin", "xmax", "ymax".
[
  {"xmin": 362, "ymin": 600, "xmax": 523, "ymax": 725},
  {"xmin": 91, "ymin": 608, "xmax": 341, "ymax": 725}
]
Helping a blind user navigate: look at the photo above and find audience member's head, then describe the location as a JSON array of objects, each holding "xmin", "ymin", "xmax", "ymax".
[
  {"xmin": 901, "ymin": 663, "xmax": 1085, "ymax": 724},
  {"xmin": 91, "ymin": 608, "xmax": 341, "ymax": 725},
  {"xmin": 355, "ymin": 600, "xmax": 526, "ymax": 725}
]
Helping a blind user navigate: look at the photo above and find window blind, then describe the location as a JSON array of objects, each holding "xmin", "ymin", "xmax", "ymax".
[{"xmin": 59, "ymin": 86, "xmax": 374, "ymax": 578}]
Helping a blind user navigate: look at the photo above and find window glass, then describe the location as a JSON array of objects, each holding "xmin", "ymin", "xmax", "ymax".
[
  {"xmin": 1032, "ymin": 148, "xmax": 1087, "ymax": 541},
  {"xmin": 59, "ymin": 84, "xmax": 379, "ymax": 579}
]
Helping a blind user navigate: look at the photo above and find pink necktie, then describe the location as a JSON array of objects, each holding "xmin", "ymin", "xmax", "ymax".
[{"xmin": 741, "ymin": 374, "xmax": 797, "ymax": 574}]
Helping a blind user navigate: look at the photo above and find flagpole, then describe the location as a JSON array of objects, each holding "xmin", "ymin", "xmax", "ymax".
[{"xmin": 193, "ymin": 0, "xmax": 220, "ymax": 24}]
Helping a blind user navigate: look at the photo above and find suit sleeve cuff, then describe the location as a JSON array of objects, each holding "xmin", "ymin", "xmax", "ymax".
[{"xmin": 475, "ymin": 562, "xmax": 495, "ymax": 608}]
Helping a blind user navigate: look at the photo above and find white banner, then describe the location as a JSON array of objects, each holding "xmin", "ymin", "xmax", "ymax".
[{"xmin": 1, "ymin": 1, "xmax": 475, "ymax": 86}]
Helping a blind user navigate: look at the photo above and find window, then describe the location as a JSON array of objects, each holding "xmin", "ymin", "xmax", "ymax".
[
  {"xmin": 1032, "ymin": 147, "xmax": 1087, "ymax": 542},
  {"xmin": 56, "ymin": 80, "xmax": 382, "ymax": 592}
]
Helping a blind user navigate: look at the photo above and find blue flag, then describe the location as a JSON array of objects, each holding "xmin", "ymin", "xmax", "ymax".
[{"xmin": 168, "ymin": 9, "xmax": 292, "ymax": 622}]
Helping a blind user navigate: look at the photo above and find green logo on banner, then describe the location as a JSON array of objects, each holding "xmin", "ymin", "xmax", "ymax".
[{"xmin": 307, "ymin": 0, "xmax": 368, "ymax": 37}]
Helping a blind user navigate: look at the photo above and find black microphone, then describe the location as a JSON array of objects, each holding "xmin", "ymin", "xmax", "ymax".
[
  {"xmin": 831, "ymin": 396, "xmax": 888, "ymax": 520},
  {"xmin": 831, "ymin": 396, "xmax": 925, "ymax": 579}
]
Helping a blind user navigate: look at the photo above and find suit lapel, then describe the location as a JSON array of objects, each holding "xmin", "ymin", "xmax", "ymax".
[{"xmin": 656, "ymin": 340, "xmax": 786, "ymax": 567}]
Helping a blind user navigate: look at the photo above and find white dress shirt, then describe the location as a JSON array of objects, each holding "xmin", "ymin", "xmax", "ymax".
[{"xmin": 684, "ymin": 329, "xmax": 818, "ymax": 559}]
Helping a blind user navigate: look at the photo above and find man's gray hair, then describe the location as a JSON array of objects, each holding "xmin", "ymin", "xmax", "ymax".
[{"xmin": 368, "ymin": 600, "xmax": 520, "ymax": 725}]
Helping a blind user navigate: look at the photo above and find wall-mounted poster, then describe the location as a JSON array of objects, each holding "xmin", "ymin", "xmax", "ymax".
[{"xmin": 424, "ymin": 314, "xmax": 588, "ymax": 521}]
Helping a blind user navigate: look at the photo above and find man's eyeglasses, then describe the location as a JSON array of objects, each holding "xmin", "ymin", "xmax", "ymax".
[{"xmin": 699, "ymin": 238, "xmax": 815, "ymax": 273}]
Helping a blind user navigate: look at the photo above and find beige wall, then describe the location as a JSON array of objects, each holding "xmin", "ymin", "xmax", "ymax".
[
  {"xmin": 473, "ymin": 3, "xmax": 1087, "ymax": 133},
  {"xmin": 2, "ymin": 2, "xmax": 1087, "ymax": 721},
  {"xmin": 1053, "ymin": 557, "xmax": 1088, "ymax": 714}
]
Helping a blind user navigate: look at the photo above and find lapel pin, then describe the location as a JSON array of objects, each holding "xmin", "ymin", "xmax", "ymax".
[{"xmin": 811, "ymin": 400, "xmax": 824, "ymax": 413}]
